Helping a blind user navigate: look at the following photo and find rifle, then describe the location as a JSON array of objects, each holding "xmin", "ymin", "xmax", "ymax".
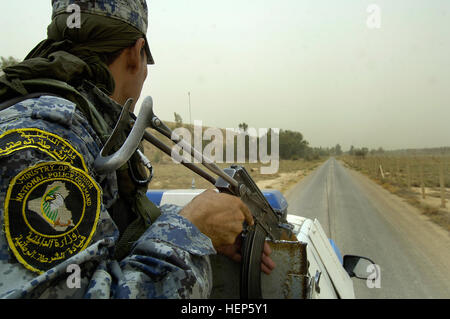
[{"xmin": 94, "ymin": 97, "xmax": 296, "ymax": 299}]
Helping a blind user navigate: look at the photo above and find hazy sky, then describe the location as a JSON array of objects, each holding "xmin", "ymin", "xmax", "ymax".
[{"xmin": 0, "ymin": 1, "xmax": 449, "ymax": 151}]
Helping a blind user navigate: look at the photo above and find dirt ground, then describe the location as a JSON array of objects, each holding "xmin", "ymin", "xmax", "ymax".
[
  {"xmin": 411, "ymin": 187, "xmax": 449, "ymax": 209},
  {"xmin": 146, "ymin": 156, "xmax": 324, "ymax": 195}
]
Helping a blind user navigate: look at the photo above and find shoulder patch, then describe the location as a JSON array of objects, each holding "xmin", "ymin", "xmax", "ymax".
[
  {"xmin": 4, "ymin": 162, "xmax": 101, "ymax": 274},
  {"xmin": 0, "ymin": 128, "xmax": 88, "ymax": 172}
]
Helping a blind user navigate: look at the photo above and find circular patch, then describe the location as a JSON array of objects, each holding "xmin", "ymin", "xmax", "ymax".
[{"xmin": 4, "ymin": 162, "xmax": 101, "ymax": 274}]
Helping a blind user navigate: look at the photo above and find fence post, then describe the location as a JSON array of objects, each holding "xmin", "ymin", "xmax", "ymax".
[
  {"xmin": 406, "ymin": 158, "xmax": 411, "ymax": 189},
  {"xmin": 374, "ymin": 157, "xmax": 378, "ymax": 177},
  {"xmin": 420, "ymin": 158, "xmax": 426, "ymax": 199},
  {"xmin": 379, "ymin": 164, "xmax": 385, "ymax": 181},
  {"xmin": 391, "ymin": 157, "xmax": 396, "ymax": 184},
  {"xmin": 440, "ymin": 157, "xmax": 446, "ymax": 208},
  {"xmin": 386, "ymin": 157, "xmax": 391, "ymax": 182}
]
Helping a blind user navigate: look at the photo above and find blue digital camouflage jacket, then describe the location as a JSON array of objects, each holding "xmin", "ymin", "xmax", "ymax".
[{"xmin": 0, "ymin": 95, "xmax": 216, "ymax": 299}]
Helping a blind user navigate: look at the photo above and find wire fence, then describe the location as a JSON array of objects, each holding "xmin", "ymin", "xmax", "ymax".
[{"xmin": 342, "ymin": 155, "xmax": 449, "ymax": 208}]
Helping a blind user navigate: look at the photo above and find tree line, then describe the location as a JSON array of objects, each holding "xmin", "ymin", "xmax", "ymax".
[
  {"xmin": 173, "ymin": 115, "xmax": 337, "ymax": 162},
  {"xmin": 345, "ymin": 146, "xmax": 450, "ymax": 158}
]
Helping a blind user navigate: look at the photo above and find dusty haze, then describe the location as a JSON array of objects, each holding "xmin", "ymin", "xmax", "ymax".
[{"xmin": 0, "ymin": 0, "xmax": 448, "ymax": 151}]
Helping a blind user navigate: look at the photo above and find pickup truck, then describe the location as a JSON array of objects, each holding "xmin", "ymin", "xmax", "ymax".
[{"xmin": 147, "ymin": 189, "xmax": 376, "ymax": 299}]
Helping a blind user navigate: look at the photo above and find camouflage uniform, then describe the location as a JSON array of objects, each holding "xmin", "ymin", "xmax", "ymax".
[{"xmin": 0, "ymin": 0, "xmax": 216, "ymax": 299}]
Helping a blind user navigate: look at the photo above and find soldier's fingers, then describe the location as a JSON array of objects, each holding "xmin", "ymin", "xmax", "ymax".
[
  {"xmin": 261, "ymin": 253, "xmax": 276, "ymax": 271},
  {"xmin": 263, "ymin": 242, "xmax": 272, "ymax": 256},
  {"xmin": 261, "ymin": 263, "xmax": 273, "ymax": 275}
]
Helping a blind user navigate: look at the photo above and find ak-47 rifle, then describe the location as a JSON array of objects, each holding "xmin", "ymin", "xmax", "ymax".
[{"xmin": 94, "ymin": 97, "xmax": 296, "ymax": 299}]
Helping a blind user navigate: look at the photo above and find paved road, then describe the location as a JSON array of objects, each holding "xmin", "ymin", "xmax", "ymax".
[{"xmin": 286, "ymin": 158, "xmax": 450, "ymax": 299}]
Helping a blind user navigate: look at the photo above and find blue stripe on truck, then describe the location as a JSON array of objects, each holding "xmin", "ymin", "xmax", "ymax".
[
  {"xmin": 147, "ymin": 191, "xmax": 164, "ymax": 207},
  {"xmin": 146, "ymin": 190, "xmax": 288, "ymax": 214},
  {"xmin": 329, "ymin": 239, "xmax": 343, "ymax": 264}
]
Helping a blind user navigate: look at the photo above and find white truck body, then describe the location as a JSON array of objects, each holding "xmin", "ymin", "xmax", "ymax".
[{"xmin": 147, "ymin": 189, "xmax": 356, "ymax": 299}]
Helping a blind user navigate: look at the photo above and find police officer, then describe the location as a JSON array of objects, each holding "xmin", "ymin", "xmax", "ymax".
[{"xmin": 0, "ymin": 1, "xmax": 274, "ymax": 298}]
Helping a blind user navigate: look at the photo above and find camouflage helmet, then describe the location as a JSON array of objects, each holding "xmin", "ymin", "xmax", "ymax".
[{"xmin": 51, "ymin": 0, "xmax": 154, "ymax": 64}]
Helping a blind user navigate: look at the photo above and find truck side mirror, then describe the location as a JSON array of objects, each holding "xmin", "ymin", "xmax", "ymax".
[{"xmin": 343, "ymin": 255, "xmax": 377, "ymax": 280}]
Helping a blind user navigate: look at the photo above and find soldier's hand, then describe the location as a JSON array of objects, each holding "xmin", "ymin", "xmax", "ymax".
[
  {"xmin": 180, "ymin": 189, "xmax": 253, "ymax": 249},
  {"xmin": 216, "ymin": 237, "xmax": 276, "ymax": 275},
  {"xmin": 180, "ymin": 190, "xmax": 276, "ymax": 274}
]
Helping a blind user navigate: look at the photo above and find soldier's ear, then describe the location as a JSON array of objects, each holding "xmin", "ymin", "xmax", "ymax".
[{"xmin": 126, "ymin": 38, "xmax": 146, "ymax": 72}]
